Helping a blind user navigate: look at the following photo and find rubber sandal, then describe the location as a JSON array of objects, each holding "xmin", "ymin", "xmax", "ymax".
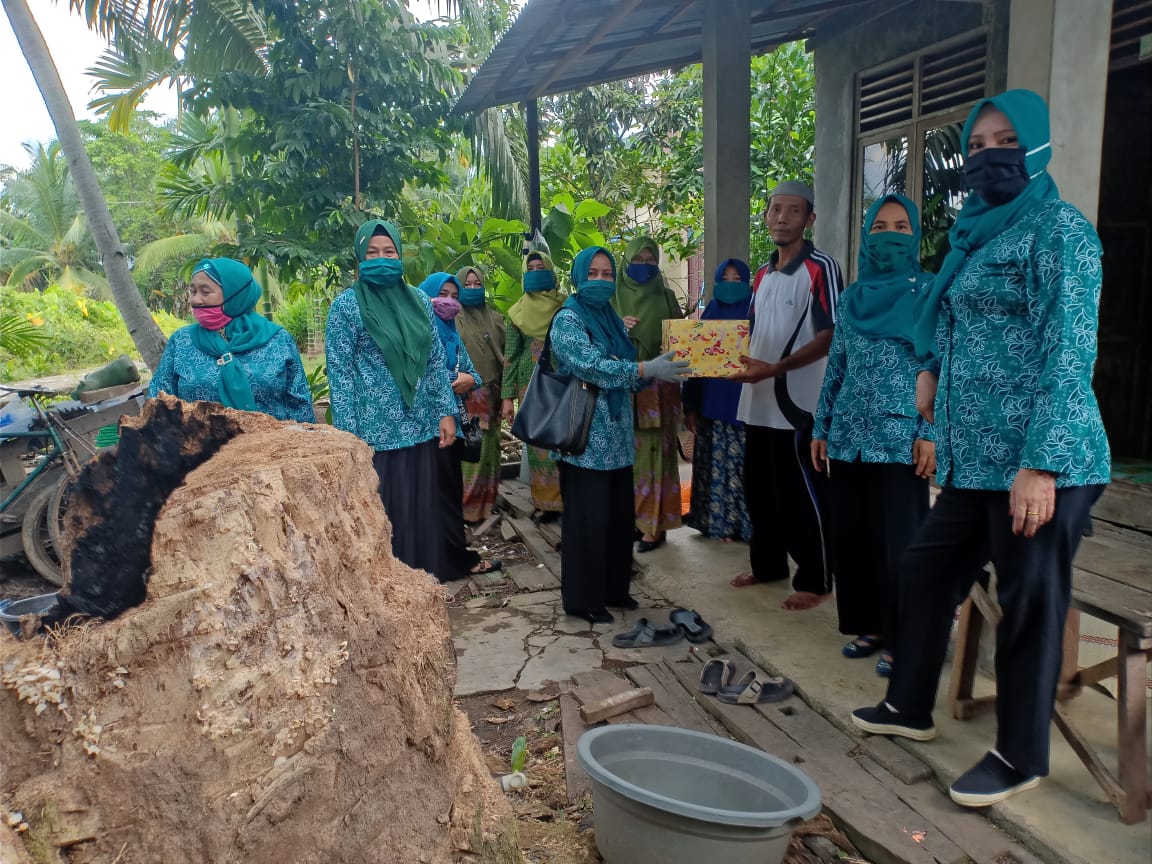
[
  {"xmin": 610, "ymin": 618, "xmax": 685, "ymax": 649},
  {"xmin": 698, "ymin": 658, "xmax": 736, "ymax": 695},
  {"xmin": 470, "ymin": 558, "xmax": 503, "ymax": 575},
  {"xmin": 716, "ymin": 669, "xmax": 794, "ymax": 704},
  {"xmin": 842, "ymin": 635, "xmax": 883, "ymax": 658},
  {"xmin": 669, "ymin": 608, "xmax": 713, "ymax": 644},
  {"xmin": 875, "ymin": 654, "xmax": 893, "ymax": 678}
]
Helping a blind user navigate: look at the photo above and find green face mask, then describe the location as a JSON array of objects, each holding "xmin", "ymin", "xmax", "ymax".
[
  {"xmin": 713, "ymin": 280, "xmax": 751, "ymax": 304},
  {"xmin": 577, "ymin": 279, "xmax": 616, "ymax": 307},
  {"xmin": 359, "ymin": 257, "xmax": 405, "ymax": 287},
  {"xmin": 865, "ymin": 232, "xmax": 918, "ymax": 272}
]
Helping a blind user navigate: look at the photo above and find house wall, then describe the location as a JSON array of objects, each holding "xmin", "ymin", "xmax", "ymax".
[{"xmin": 809, "ymin": 0, "xmax": 1011, "ymax": 270}]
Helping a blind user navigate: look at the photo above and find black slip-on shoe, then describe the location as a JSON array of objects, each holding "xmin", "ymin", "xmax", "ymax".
[
  {"xmin": 949, "ymin": 752, "xmax": 1041, "ymax": 807},
  {"xmin": 851, "ymin": 702, "xmax": 936, "ymax": 741}
]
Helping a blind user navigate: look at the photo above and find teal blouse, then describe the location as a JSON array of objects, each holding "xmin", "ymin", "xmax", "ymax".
[
  {"xmin": 148, "ymin": 326, "xmax": 314, "ymax": 423},
  {"xmin": 325, "ymin": 288, "xmax": 458, "ymax": 451},
  {"xmin": 933, "ymin": 200, "xmax": 1111, "ymax": 490},
  {"xmin": 549, "ymin": 308, "xmax": 641, "ymax": 471},
  {"xmin": 814, "ymin": 318, "xmax": 933, "ymax": 464}
]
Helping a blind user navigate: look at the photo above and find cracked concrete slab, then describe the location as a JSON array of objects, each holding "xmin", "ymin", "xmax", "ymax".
[
  {"xmin": 517, "ymin": 635, "xmax": 603, "ymax": 691},
  {"xmin": 451, "ymin": 608, "xmax": 536, "ymax": 696}
]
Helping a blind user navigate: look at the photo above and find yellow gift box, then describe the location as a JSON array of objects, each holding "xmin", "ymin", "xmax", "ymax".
[{"xmin": 661, "ymin": 319, "xmax": 750, "ymax": 378}]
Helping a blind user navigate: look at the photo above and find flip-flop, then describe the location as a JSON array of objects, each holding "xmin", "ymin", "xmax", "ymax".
[
  {"xmin": 610, "ymin": 618, "xmax": 685, "ymax": 649},
  {"xmin": 470, "ymin": 558, "xmax": 503, "ymax": 575},
  {"xmin": 716, "ymin": 669, "xmax": 794, "ymax": 705},
  {"xmin": 875, "ymin": 654, "xmax": 893, "ymax": 678},
  {"xmin": 698, "ymin": 658, "xmax": 736, "ymax": 695},
  {"xmin": 669, "ymin": 608, "xmax": 713, "ymax": 643}
]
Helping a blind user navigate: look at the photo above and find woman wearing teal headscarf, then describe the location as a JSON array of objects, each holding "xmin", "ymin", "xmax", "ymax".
[
  {"xmin": 418, "ymin": 272, "xmax": 502, "ymax": 582},
  {"xmin": 550, "ymin": 246, "xmax": 689, "ymax": 625},
  {"xmin": 612, "ymin": 236, "xmax": 685, "ymax": 551},
  {"xmin": 325, "ymin": 220, "xmax": 459, "ymax": 578},
  {"xmin": 811, "ymin": 194, "xmax": 935, "ymax": 677},
  {"xmin": 455, "ymin": 265, "xmax": 506, "ymax": 523},
  {"xmin": 502, "ymin": 246, "xmax": 565, "ymax": 521},
  {"xmin": 148, "ymin": 257, "xmax": 313, "ymax": 423},
  {"xmin": 851, "ymin": 91, "xmax": 1110, "ymax": 810}
]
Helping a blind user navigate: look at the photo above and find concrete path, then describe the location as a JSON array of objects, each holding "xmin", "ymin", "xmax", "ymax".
[
  {"xmin": 634, "ymin": 526, "xmax": 1150, "ymax": 864},
  {"xmin": 450, "ymin": 585, "xmax": 692, "ymax": 698}
]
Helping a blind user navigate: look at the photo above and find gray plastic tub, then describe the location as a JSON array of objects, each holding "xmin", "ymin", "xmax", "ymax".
[
  {"xmin": 0, "ymin": 592, "xmax": 59, "ymax": 635},
  {"xmin": 577, "ymin": 724, "xmax": 821, "ymax": 864}
]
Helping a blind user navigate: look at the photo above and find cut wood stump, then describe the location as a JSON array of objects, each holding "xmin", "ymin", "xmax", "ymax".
[{"xmin": 579, "ymin": 687, "xmax": 654, "ymax": 723}]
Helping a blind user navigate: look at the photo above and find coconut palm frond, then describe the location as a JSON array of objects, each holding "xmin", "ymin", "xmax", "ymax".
[
  {"xmin": 0, "ymin": 312, "xmax": 49, "ymax": 355},
  {"xmin": 469, "ymin": 106, "xmax": 529, "ymax": 220},
  {"xmin": 87, "ymin": 41, "xmax": 184, "ymax": 133},
  {"xmin": 133, "ymin": 232, "xmax": 213, "ymax": 276}
]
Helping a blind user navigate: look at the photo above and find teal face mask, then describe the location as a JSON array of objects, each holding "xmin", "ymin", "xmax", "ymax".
[
  {"xmin": 865, "ymin": 232, "xmax": 918, "ymax": 272},
  {"xmin": 459, "ymin": 287, "xmax": 486, "ymax": 308},
  {"xmin": 713, "ymin": 280, "xmax": 751, "ymax": 304},
  {"xmin": 577, "ymin": 279, "xmax": 616, "ymax": 307},
  {"xmin": 359, "ymin": 257, "xmax": 404, "ymax": 287},
  {"xmin": 522, "ymin": 269, "xmax": 556, "ymax": 293}
]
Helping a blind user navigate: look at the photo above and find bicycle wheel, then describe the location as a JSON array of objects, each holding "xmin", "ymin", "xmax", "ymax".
[
  {"xmin": 21, "ymin": 482, "xmax": 64, "ymax": 586},
  {"xmin": 47, "ymin": 469, "xmax": 81, "ymax": 564}
]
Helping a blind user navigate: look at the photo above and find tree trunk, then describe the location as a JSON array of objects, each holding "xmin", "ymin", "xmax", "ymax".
[{"xmin": 3, "ymin": 0, "xmax": 167, "ymax": 371}]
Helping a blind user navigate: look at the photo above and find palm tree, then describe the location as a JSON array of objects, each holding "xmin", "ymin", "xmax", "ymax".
[
  {"xmin": 1, "ymin": 143, "xmax": 109, "ymax": 296},
  {"xmin": 2, "ymin": 0, "xmax": 167, "ymax": 370}
]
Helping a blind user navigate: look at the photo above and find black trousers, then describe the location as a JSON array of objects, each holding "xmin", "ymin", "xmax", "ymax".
[
  {"xmin": 437, "ymin": 443, "xmax": 481, "ymax": 581},
  {"xmin": 558, "ymin": 462, "xmax": 634, "ymax": 614},
  {"xmin": 743, "ymin": 424, "xmax": 831, "ymax": 595},
  {"xmin": 887, "ymin": 484, "xmax": 1103, "ymax": 777},
  {"xmin": 829, "ymin": 460, "xmax": 928, "ymax": 644},
  {"xmin": 373, "ymin": 439, "xmax": 445, "ymax": 578}
]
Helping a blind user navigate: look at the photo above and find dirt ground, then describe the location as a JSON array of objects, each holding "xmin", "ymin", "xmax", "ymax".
[{"xmin": 457, "ymin": 689, "xmax": 863, "ymax": 864}]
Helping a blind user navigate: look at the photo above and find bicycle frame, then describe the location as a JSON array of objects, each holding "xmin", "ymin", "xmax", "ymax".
[{"xmin": 0, "ymin": 394, "xmax": 82, "ymax": 512}]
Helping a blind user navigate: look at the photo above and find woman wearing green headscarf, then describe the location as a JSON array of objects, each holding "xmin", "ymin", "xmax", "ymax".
[
  {"xmin": 811, "ymin": 194, "xmax": 935, "ymax": 678},
  {"xmin": 850, "ymin": 91, "xmax": 1110, "ymax": 810},
  {"xmin": 325, "ymin": 220, "xmax": 459, "ymax": 577},
  {"xmin": 612, "ymin": 236, "xmax": 684, "ymax": 551},
  {"xmin": 502, "ymin": 248, "xmax": 565, "ymax": 521},
  {"xmin": 148, "ymin": 257, "xmax": 313, "ymax": 423},
  {"xmin": 455, "ymin": 264, "xmax": 506, "ymax": 523},
  {"xmin": 551, "ymin": 246, "xmax": 689, "ymax": 624}
]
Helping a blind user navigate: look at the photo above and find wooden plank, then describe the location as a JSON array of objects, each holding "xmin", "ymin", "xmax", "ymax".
[
  {"xmin": 1074, "ymin": 521, "xmax": 1152, "ymax": 587},
  {"xmin": 508, "ymin": 517, "xmax": 562, "ymax": 578},
  {"xmin": 1092, "ymin": 480, "xmax": 1152, "ymax": 534},
  {"xmin": 497, "ymin": 481, "xmax": 536, "ymax": 519},
  {"xmin": 469, "ymin": 513, "xmax": 500, "ymax": 539},
  {"xmin": 507, "ymin": 562, "xmax": 560, "ymax": 592},
  {"xmin": 948, "ymin": 595, "xmax": 985, "ymax": 719},
  {"xmin": 624, "ymin": 662, "xmax": 725, "ymax": 735},
  {"xmin": 1116, "ymin": 640, "xmax": 1151, "ymax": 824},
  {"xmin": 861, "ymin": 736, "xmax": 933, "ymax": 786},
  {"xmin": 1071, "ymin": 567, "xmax": 1152, "ymax": 638},
  {"xmin": 536, "ymin": 520, "xmax": 562, "ymax": 549},
  {"xmin": 1051, "ymin": 703, "xmax": 1127, "ymax": 816},
  {"xmin": 858, "ymin": 757, "xmax": 1047, "ymax": 864},
  {"xmin": 558, "ymin": 693, "xmax": 592, "ymax": 805},
  {"xmin": 579, "ymin": 688, "xmax": 654, "ymax": 723},
  {"xmin": 570, "ymin": 669, "xmax": 634, "ymax": 705}
]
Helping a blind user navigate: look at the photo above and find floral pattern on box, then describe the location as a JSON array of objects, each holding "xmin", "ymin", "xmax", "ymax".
[{"xmin": 661, "ymin": 319, "xmax": 750, "ymax": 378}]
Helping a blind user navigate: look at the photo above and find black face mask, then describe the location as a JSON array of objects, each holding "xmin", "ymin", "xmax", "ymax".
[{"xmin": 963, "ymin": 146, "xmax": 1030, "ymax": 206}]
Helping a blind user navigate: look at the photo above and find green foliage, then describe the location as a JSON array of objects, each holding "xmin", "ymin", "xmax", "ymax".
[
  {"xmin": 0, "ymin": 313, "xmax": 49, "ymax": 356},
  {"xmin": 273, "ymin": 294, "xmax": 317, "ymax": 353},
  {"xmin": 0, "ymin": 285, "xmax": 184, "ymax": 382}
]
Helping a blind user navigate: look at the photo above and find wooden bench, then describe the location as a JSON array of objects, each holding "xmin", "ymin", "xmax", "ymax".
[{"xmin": 949, "ymin": 521, "xmax": 1152, "ymax": 823}]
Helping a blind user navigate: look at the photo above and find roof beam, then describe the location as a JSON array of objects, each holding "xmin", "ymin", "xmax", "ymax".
[{"xmin": 528, "ymin": 0, "xmax": 646, "ymax": 99}]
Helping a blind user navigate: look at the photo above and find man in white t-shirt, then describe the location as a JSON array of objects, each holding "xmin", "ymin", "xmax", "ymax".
[{"xmin": 732, "ymin": 180, "xmax": 843, "ymax": 610}]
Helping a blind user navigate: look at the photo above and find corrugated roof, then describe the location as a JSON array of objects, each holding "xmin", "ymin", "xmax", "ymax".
[{"xmin": 452, "ymin": 0, "xmax": 878, "ymax": 115}]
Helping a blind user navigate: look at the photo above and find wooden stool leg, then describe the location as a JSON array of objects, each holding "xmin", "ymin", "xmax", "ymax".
[
  {"xmin": 1057, "ymin": 608, "xmax": 1081, "ymax": 701},
  {"xmin": 949, "ymin": 596, "xmax": 985, "ymax": 719},
  {"xmin": 1117, "ymin": 640, "xmax": 1150, "ymax": 824}
]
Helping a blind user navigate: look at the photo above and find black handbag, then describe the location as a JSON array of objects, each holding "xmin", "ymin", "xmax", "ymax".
[
  {"xmin": 511, "ymin": 329, "xmax": 599, "ymax": 455},
  {"xmin": 456, "ymin": 413, "xmax": 483, "ymax": 463}
]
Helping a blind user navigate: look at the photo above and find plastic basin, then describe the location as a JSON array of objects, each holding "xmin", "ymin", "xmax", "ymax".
[
  {"xmin": 577, "ymin": 724, "xmax": 821, "ymax": 864},
  {"xmin": 0, "ymin": 592, "xmax": 60, "ymax": 635}
]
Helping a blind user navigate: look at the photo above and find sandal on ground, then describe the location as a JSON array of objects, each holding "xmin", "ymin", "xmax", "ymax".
[
  {"xmin": 636, "ymin": 534, "xmax": 667, "ymax": 553},
  {"xmin": 669, "ymin": 608, "xmax": 713, "ymax": 643},
  {"xmin": 875, "ymin": 653, "xmax": 893, "ymax": 678},
  {"xmin": 469, "ymin": 559, "xmax": 503, "ymax": 575},
  {"xmin": 610, "ymin": 618, "xmax": 684, "ymax": 649},
  {"xmin": 698, "ymin": 658, "xmax": 736, "ymax": 695},
  {"xmin": 716, "ymin": 669, "xmax": 794, "ymax": 705},
  {"xmin": 842, "ymin": 635, "xmax": 883, "ymax": 658}
]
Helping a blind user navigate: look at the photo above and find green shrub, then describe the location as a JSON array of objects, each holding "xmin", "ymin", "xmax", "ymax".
[
  {"xmin": 0, "ymin": 284, "xmax": 186, "ymax": 382},
  {"xmin": 273, "ymin": 294, "xmax": 316, "ymax": 354}
]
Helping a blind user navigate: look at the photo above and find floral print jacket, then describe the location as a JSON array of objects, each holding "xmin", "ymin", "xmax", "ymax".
[{"xmin": 933, "ymin": 200, "xmax": 1110, "ymax": 490}]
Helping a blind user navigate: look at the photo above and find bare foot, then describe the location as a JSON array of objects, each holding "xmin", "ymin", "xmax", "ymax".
[
  {"xmin": 781, "ymin": 591, "xmax": 831, "ymax": 611},
  {"xmin": 730, "ymin": 571, "xmax": 759, "ymax": 588}
]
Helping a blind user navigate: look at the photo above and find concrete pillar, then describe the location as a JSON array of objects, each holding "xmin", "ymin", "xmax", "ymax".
[
  {"xmin": 702, "ymin": 0, "xmax": 751, "ymax": 299},
  {"xmin": 1007, "ymin": 0, "xmax": 1112, "ymax": 223}
]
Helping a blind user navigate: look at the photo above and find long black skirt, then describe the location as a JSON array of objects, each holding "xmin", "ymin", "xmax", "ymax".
[
  {"xmin": 558, "ymin": 462, "xmax": 634, "ymax": 615},
  {"xmin": 373, "ymin": 438, "xmax": 445, "ymax": 578},
  {"xmin": 437, "ymin": 443, "xmax": 482, "ymax": 581}
]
